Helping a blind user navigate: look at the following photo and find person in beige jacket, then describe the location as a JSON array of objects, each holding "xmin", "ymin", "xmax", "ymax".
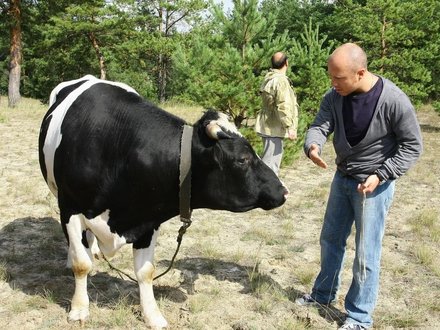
[{"xmin": 255, "ymin": 52, "xmax": 299, "ymax": 175}]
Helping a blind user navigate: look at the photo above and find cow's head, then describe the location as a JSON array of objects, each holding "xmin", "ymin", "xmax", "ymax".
[{"xmin": 191, "ymin": 110, "xmax": 288, "ymax": 212}]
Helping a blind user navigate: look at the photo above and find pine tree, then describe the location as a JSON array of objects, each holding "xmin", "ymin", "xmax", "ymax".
[
  {"xmin": 290, "ymin": 19, "xmax": 333, "ymax": 118},
  {"xmin": 276, "ymin": 19, "xmax": 334, "ymax": 159},
  {"xmin": 172, "ymin": 0, "xmax": 290, "ymax": 127},
  {"xmin": 134, "ymin": 1, "xmax": 207, "ymax": 102},
  {"xmin": 331, "ymin": 0, "xmax": 440, "ymax": 106},
  {"xmin": 46, "ymin": 0, "xmax": 133, "ymax": 80}
]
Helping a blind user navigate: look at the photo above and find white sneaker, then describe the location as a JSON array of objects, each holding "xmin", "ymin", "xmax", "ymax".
[{"xmin": 338, "ymin": 322, "xmax": 367, "ymax": 330}]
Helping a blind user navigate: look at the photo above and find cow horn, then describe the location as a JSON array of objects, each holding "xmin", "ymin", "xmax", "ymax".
[{"xmin": 206, "ymin": 122, "xmax": 231, "ymax": 140}]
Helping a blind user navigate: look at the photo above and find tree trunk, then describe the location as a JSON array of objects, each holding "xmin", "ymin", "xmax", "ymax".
[
  {"xmin": 380, "ymin": 15, "xmax": 387, "ymax": 74},
  {"xmin": 158, "ymin": 53, "xmax": 167, "ymax": 103},
  {"xmin": 88, "ymin": 32, "xmax": 106, "ymax": 80},
  {"xmin": 157, "ymin": 6, "xmax": 166, "ymax": 103},
  {"xmin": 8, "ymin": 0, "xmax": 22, "ymax": 108}
]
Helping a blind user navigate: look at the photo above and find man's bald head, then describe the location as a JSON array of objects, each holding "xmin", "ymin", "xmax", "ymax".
[
  {"xmin": 328, "ymin": 43, "xmax": 368, "ymax": 73},
  {"xmin": 271, "ymin": 52, "xmax": 288, "ymax": 69},
  {"xmin": 327, "ymin": 43, "xmax": 376, "ymax": 96}
]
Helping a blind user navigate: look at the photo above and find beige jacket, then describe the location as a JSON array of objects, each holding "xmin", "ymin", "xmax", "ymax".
[{"xmin": 255, "ymin": 69, "xmax": 298, "ymax": 138}]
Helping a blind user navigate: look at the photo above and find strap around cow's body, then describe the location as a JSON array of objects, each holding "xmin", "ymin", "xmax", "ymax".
[
  {"xmin": 153, "ymin": 124, "xmax": 193, "ymax": 281},
  {"xmin": 179, "ymin": 124, "xmax": 193, "ymax": 223},
  {"xmin": 106, "ymin": 125, "xmax": 195, "ymax": 283}
]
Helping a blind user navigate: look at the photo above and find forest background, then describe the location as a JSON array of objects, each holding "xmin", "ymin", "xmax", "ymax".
[{"xmin": 1, "ymin": 0, "xmax": 440, "ymax": 159}]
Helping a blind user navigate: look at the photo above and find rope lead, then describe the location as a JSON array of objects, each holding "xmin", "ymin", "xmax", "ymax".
[{"xmin": 358, "ymin": 191, "xmax": 367, "ymax": 283}]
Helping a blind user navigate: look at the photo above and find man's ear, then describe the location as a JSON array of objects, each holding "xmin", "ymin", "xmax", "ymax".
[{"xmin": 357, "ymin": 68, "xmax": 367, "ymax": 80}]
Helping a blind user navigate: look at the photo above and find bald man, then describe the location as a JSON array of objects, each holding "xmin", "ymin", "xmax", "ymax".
[
  {"xmin": 255, "ymin": 52, "xmax": 298, "ymax": 175},
  {"xmin": 297, "ymin": 43, "xmax": 423, "ymax": 330}
]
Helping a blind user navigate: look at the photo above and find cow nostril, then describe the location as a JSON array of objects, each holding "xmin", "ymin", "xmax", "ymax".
[
  {"xmin": 279, "ymin": 180, "xmax": 289, "ymax": 193},
  {"xmin": 283, "ymin": 188, "xmax": 289, "ymax": 199}
]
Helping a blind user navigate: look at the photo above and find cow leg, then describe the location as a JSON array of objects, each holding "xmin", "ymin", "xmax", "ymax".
[
  {"xmin": 133, "ymin": 229, "xmax": 168, "ymax": 329},
  {"xmin": 86, "ymin": 230, "xmax": 102, "ymax": 259},
  {"xmin": 65, "ymin": 213, "xmax": 93, "ymax": 324}
]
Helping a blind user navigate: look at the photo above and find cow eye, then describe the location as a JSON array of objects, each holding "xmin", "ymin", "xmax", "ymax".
[{"xmin": 237, "ymin": 156, "xmax": 249, "ymax": 166}]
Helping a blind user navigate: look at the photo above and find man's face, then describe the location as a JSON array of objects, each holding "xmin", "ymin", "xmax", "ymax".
[{"xmin": 327, "ymin": 58, "xmax": 363, "ymax": 96}]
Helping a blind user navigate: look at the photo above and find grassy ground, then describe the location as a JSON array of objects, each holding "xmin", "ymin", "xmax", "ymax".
[{"xmin": 0, "ymin": 97, "xmax": 439, "ymax": 329}]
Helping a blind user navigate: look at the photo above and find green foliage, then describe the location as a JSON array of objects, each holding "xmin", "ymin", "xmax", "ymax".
[
  {"xmin": 264, "ymin": 0, "xmax": 335, "ymax": 46},
  {"xmin": 171, "ymin": 38, "xmax": 257, "ymax": 126},
  {"xmin": 171, "ymin": 0, "xmax": 291, "ymax": 126},
  {"xmin": 281, "ymin": 19, "xmax": 334, "ymax": 160},
  {"xmin": 107, "ymin": 65, "xmax": 157, "ymax": 100},
  {"xmin": 330, "ymin": 0, "xmax": 440, "ymax": 106},
  {"xmin": 13, "ymin": 0, "xmax": 209, "ymax": 101},
  {"xmin": 21, "ymin": 0, "xmax": 134, "ymax": 100},
  {"xmin": 0, "ymin": 0, "xmax": 438, "ymax": 126},
  {"xmin": 289, "ymin": 19, "xmax": 333, "ymax": 117},
  {"xmin": 432, "ymin": 101, "xmax": 440, "ymax": 114}
]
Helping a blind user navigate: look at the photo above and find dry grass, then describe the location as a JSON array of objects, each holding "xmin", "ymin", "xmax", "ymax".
[
  {"xmin": 409, "ymin": 207, "xmax": 440, "ymax": 276},
  {"xmin": 0, "ymin": 98, "xmax": 439, "ymax": 329},
  {"xmin": 0, "ymin": 261, "xmax": 9, "ymax": 281},
  {"xmin": 161, "ymin": 102, "xmax": 205, "ymax": 124}
]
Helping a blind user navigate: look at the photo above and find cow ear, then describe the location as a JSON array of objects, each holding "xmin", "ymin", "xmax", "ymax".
[{"xmin": 206, "ymin": 122, "xmax": 231, "ymax": 140}]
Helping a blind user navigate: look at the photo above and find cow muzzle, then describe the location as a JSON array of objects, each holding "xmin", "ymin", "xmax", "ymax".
[{"xmin": 280, "ymin": 179, "xmax": 289, "ymax": 200}]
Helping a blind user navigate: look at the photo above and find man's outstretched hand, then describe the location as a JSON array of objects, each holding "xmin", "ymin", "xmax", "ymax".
[{"xmin": 308, "ymin": 144, "xmax": 328, "ymax": 169}]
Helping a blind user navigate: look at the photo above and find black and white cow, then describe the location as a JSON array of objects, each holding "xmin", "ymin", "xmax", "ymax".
[{"xmin": 38, "ymin": 75, "xmax": 288, "ymax": 328}]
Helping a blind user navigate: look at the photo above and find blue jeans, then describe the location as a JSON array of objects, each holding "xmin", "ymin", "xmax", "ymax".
[{"xmin": 311, "ymin": 170, "xmax": 395, "ymax": 328}]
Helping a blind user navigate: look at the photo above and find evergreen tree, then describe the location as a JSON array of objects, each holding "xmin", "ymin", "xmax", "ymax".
[
  {"xmin": 23, "ymin": 0, "xmax": 130, "ymax": 100},
  {"xmin": 46, "ymin": 0, "xmax": 133, "ymax": 80},
  {"xmin": 289, "ymin": 19, "xmax": 333, "ymax": 118},
  {"xmin": 172, "ymin": 0, "xmax": 290, "ymax": 127},
  {"xmin": 331, "ymin": 0, "xmax": 440, "ymax": 106},
  {"xmin": 139, "ymin": 0, "xmax": 207, "ymax": 102},
  {"xmin": 283, "ymin": 19, "xmax": 334, "ymax": 158},
  {"xmin": 1, "ymin": 0, "xmax": 438, "ymax": 115},
  {"xmin": 261, "ymin": 0, "xmax": 335, "ymax": 46},
  {"xmin": 23, "ymin": 0, "xmax": 155, "ymax": 101}
]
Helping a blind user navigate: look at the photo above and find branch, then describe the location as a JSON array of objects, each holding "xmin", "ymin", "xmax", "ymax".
[{"xmin": 165, "ymin": 10, "xmax": 189, "ymax": 34}]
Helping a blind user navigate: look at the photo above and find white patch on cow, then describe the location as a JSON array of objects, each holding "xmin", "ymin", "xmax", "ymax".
[
  {"xmin": 214, "ymin": 112, "xmax": 242, "ymax": 137},
  {"xmin": 85, "ymin": 210, "xmax": 127, "ymax": 258},
  {"xmin": 65, "ymin": 210, "xmax": 128, "ymax": 323},
  {"xmin": 43, "ymin": 75, "xmax": 139, "ymax": 196},
  {"xmin": 65, "ymin": 214, "xmax": 93, "ymax": 323},
  {"xmin": 48, "ymin": 75, "xmax": 94, "ymax": 107},
  {"xmin": 65, "ymin": 210, "xmax": 127, "ymax": 268},
  {"xmin": 86, "ymin": 230, "xmax": 102, "ymax": 259},
  {"xmin": 133, "ymin": 230, "xmax": 168, "ymax": 328}
]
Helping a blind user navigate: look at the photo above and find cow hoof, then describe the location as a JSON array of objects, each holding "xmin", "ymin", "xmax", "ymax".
[
  {"xmin": 68, "ymin": 308, "xmax": 89, "ymax": 325},
  {"xmin": 144, "ymin": 315, "xmax": 168, "ymax": 329}
]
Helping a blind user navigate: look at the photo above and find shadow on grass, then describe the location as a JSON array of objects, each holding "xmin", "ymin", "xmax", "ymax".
[
  {"xmin": 0, "ymin": 217, "xmax": 344, "ymax": 326},
  {"xmin": 0, "ymin": 217, "xmax": 186, "ymax": 312},
  {"xmin": 317, "ymin": 304, "xmax": 346, "ymax": 326},
  {"xmin": 170, "ymin": 257, "xmax": 345, "ymax": 326},
  {"xmin": 420, "ymin": 123, "xmax": 440, "ymax": 133},
  {"xmin": 0, "ymin": 218, "xmax": 294, "ymax": 305}
]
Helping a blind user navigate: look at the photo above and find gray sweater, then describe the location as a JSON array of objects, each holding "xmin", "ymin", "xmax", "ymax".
[{"xmin": 304, "ymin": 77, "xmax": 423, "ymax": 182}]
